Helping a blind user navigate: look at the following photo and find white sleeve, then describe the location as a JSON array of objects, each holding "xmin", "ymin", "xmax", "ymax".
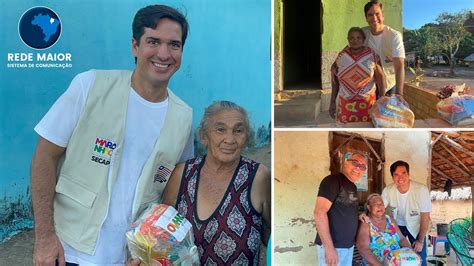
[
  {"xmin": 178, "ymin": 129, "xmax": 194, "ymax": 163},
  {"xmin": 34, "ymin": 70, "xmax": 95, "ymax": 147},
  {"xmin": 419, "ymin": 186, "xmax": 432, "ymax": 212},
  {"xmin": 392, "ymin": 31, "xmax": 405, "ymax": 58},
  {"xmin": 381, "ymin": 188, "xmax": 389, "ymax": 208}
]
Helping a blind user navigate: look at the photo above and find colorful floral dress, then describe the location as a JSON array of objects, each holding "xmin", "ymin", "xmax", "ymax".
[
  {"xmin": 336, "ymin": 46, "xmax": 379, "ymax": 123},
  {"xmin": 368, "ymin": 215, "xmax": 401, "ymax": 262}
]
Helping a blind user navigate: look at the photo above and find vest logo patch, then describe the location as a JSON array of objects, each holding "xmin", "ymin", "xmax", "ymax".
[
  {"xmin": 154, "ymin": 165, "xmax": 171, "ymax": 183},
  {"xmin": 91, "ymin": 137, "xmax": 117, "ymax": 165}
]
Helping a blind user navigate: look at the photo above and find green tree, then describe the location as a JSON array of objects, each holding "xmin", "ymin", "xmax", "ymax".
[
  {"xmin": 404, "ymin": 24, "xmax": 443, "ymax": 65},
  {"xmin": 457, "ymin": 33, "xmax": 474, "ymax": 61},
  {"xmin": 435, "ymin": 11, "xmax": 470, "ymax": 75}
]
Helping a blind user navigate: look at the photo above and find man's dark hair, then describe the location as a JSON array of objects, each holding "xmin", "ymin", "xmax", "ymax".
[
  {"xmin": 132, "ymin": 5, "xmax": 189, "ymax": 48},
  {"xmin": 364, "ymin": 1, "xmax": 383, "ymax": 17},
  {"xmin": 390, "ymin": 160, "xmax": 410, "ymax": 176}
]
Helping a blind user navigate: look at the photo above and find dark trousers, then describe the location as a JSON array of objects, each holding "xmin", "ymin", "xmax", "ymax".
[
  {"xmin": 399, "ymin": 225, "xmax": 427, "ymax": 266},
  {"xmin": 56, "ymin": 261, "xmax": 79, "ymax": 266}
]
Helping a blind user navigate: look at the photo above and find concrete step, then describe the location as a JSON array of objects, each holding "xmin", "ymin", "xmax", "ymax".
[
  {"xmin": 275, "ymin": 97, "xmax": 321, "ymax": 127},
  {"xmin": 315, "ymin": 110, "xmax": 336, "ymax": 125}
]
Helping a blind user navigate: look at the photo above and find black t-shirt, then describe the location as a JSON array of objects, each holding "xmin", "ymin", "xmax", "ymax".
[{"xmin": 315, "ymin": 173, "xmax": 359, "ymax": 248}]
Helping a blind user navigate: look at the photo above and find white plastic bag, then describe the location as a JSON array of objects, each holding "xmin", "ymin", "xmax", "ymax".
[
  {"xmin": 126, "ymin": 204, "xmax": 199, "ymax": 265},
  {"xmin": 383, "ymin": 247, "xmax": 421, "ymax": 266},
  {"xmin": 370, "ymin": 95, "xmax": 415, "ymax": 128},
  {"xmin": 436, "ymin": 95, "xmax": 474, "ymax": 126}
]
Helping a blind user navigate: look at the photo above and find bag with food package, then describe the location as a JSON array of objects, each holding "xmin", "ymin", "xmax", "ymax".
[
  {"xmin": 383, "ymin": 248, "xmax": 421, "ymax": 266},
  {"xmin": 436, "ymin": 95, "xmax": 474, "ymax": 126},
  {"xmin": 126, "ymin": 204, "xmax": 199, "ymax": 265},
  {"xmin": 370, "ymin": 95, "xmax": 415, "ymax": 128}
]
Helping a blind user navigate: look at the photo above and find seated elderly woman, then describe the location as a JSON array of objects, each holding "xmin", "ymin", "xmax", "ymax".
[
  {"xmin": 356, "ymin": 193, "xmax": 411, "ymax": 265},
  {"xmin": 162, "ymin": 101, "xmax": 271, "ymax": 265}
]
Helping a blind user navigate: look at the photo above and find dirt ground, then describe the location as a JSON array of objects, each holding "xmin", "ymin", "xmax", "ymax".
[{"xmin": 406, "ymin": 65, "xmax": 474, "ymax": 95}]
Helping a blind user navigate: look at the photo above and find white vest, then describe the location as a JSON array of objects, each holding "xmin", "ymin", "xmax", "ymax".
[
  {"xmin": 53, "ymin": 70, "xmax": 192, "ymax": 254},
  {"xmin": 363, "ymin": 25, "xmax": 399, "ymax": 91},
  {"xmin": 384, "ymin": 181, "xmax": 426, "ymax": 237}
]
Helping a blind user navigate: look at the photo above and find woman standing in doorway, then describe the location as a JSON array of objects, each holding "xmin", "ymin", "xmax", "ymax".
[{"xmin": 330, "ymin": 27, "xmax": 386, "ymax": 123}]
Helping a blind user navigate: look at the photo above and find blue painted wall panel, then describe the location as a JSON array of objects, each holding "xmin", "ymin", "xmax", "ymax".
[{"xmin": 0, "ymin": 0, "xmax": 270, "ymax": 242}]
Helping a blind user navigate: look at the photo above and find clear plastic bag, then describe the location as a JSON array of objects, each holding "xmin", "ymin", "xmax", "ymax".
[
  {"xmin": 383, "ymin": 247, "xmax": 421, "ymax": 266},
  {"xmin": 436, "ymin": 95, "xmax": 474, "ymax": 126},
  {"xmin": 126, "ymin": 204, "xmax": 199, "ymax": 265},
  {"xmin": 370, "ymin": 95, "xmax": 415, "ymax": 128}
]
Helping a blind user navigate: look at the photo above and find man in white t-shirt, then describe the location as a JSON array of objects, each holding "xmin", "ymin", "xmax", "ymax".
[
  {"xmin": 381, "ymin": 161, "xmax": 431, "ymax": 266},
  {"xmin": 31, "ymin": 5, "xmax": 193, "ymax": 266},
  {"xmin": 362, "ymin": 1, "xmax": 406, "ymax": 96}
]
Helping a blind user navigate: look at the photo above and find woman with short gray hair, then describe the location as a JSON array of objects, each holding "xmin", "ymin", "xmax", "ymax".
[
  {"xmin": 163, "ymin": 100, "xmax": 271, "ymax": 265},
  {"xmin": 356, "ymin": 193, "xmax": 412, "ymax": 265}
]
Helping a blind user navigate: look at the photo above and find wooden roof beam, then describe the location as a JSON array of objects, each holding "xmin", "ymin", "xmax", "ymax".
[
  {"xmin": 433, "ymin": 150, "xmax": 471, "ymax": 177},
  {"xmin": 440, "ymin": 135, "xmax": 474, "ymax": 158},
  {"xmin": 439, "ymin": 142, "xmax": 471, "ymax": 174}
]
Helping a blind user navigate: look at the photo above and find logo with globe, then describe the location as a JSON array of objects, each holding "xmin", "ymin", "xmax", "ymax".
[{"xmin": 18, "ymin": 7, "xmax": 62, "ymax": 50}]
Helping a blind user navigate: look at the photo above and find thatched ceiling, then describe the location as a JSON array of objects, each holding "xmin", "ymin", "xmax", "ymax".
[{"xmin": 431, "ymin": 131, "xmax": 474, "ymax": 190}]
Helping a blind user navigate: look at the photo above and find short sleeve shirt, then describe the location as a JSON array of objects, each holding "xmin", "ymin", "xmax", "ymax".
[
  {"xmin": 381, "ymin": 183, "xmax": 432, "ymax": 226},
  {"xmin": 315, "ymin": 173, "xmax": 359, "ymax": 248}
]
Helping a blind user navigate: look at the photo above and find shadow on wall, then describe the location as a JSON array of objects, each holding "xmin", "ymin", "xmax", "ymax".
[{"xmin": 0, "ymin": 189, "xmax": 33, "ymax": 244}]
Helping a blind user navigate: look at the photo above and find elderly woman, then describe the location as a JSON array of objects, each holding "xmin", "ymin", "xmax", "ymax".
[
  {"xmin": 330, "ymin": 27, "xmax": 386, "ymax": 123},
  {"xmin": 162, "ymin": 101, "xmax": 271, "ymax": 265},
  {"xmin": 356, "ymin": 193, "xmax": 411, "ymax": 265}
]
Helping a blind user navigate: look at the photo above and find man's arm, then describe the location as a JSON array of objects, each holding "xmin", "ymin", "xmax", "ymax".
[
  {"xmin": 142, "ymin": 164, "xmax": 187, "ymax": 266},
  {"xmin": 356, "ymin": 222, "xmax": 382, "ymax": 266},
  {"xmin": 250, "ymin": 164, "xmax": 271, "ymax": 246},
  {"xmin": 178, "ymin": 131, "xmax": 194, "ymax": 163},
  {"xmin": 31, "ymin": 137, "xmax": 66, "ymax": 266},
  {"xmin": 393, "ymin": 57, "xmax": 405, "ymax": 96},
  {"xmin": 374, "ymin": 58, "xmax": 387, "ymax": 99},
  {"xmin": 413, "ymin": 212, "xmax": 430, "ymax": 252},
  {"xmin": 314, "ymin": 196, "xmax": 338, "ymax": 266}
]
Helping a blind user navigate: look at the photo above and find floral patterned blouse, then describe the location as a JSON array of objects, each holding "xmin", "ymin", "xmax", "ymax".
[{"xmin": 368, "ymin": 215, "xmax": 401, "ymax": 262}]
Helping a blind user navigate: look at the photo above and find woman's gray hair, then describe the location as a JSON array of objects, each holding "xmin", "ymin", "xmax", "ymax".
[
  {"xmin": 365, "ymin": 193, "xmax": 382, "ymax": 214},
  {"xmin": 198, "ymin": 100, "xmax": 250, "ymax": 143}
]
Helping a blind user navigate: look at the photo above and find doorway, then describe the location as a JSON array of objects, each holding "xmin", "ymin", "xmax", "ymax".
[{"xmin": 282, "ymin": 0, "xmax": 321, "ymax": 90}]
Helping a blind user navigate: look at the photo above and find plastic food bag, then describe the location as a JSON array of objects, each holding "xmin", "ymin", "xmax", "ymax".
[
  {"xmin": 126, "ymin": 204, "xmax": 199, "ymax": 265},
  {"xmin": 370, "ymin": 95, "xmax": 415, "ymax": 128},
  {"xmin": 383, "ymin": 248, "xmax": 421, "ymax": 266},
  {"xmin": 436, "ymin": 95, "xmax": 474, "ymax": 126}
]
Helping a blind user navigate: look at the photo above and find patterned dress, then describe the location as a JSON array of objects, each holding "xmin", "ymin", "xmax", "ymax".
[
  {"xmin": 335, "ymin": 46, "xmax": 379, "ymax": 123},
  {"xmin": 368, "ymin": 215, "xmax": 401, "ymax": 262},
  {"xmin": 175, "ymin": 156, "xmax": 263, "ymax": 265}
]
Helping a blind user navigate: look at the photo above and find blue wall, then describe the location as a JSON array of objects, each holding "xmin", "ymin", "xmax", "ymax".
[{"xmin": 0, "ymin": 0, "xmax": 270, "ymax": 242}]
